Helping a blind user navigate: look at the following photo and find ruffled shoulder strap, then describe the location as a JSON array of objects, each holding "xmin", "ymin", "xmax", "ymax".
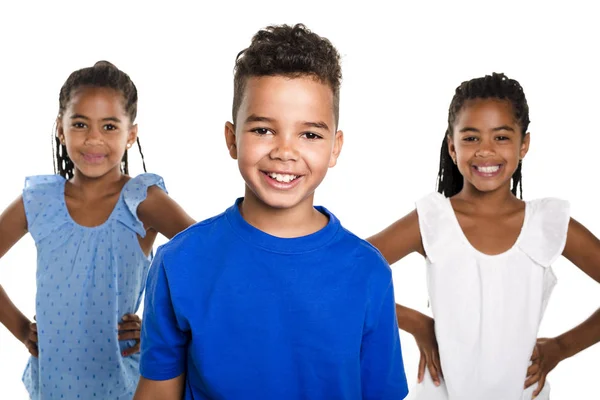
[
  {"xmin": 23, "ymin": 175, "xmax": 70, "ymax": 242},
  {"xmin": 517, "ymin": 198, "xmax": 570, "ymax": 267},
  {"xmin": 415, "ymin": 192, "xmax": 457, "ymax": 263},
  {"xmin": 115, "ymin": 173, "xmax": 168, "ymax": 237}
]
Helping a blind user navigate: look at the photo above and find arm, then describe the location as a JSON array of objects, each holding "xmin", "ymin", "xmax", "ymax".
[
  {"xmin": 526, "ymin": 217, "xmax": 600, "ymax": 396},
  {"xmin": 138, "ymin": 186, "xmax": 195, "ymax": 239},
  {"xmin": 135, "ymin": 249, "xmax": 189, "ymax": 398},
  {"xmin": 368, "ymin": 210, "xmax": 442, "ymax": 385},
  {"xmin": 367, "ymin": 209, "xmax": 425, "ymax": 265},
  {"xmin": 367, "ymin": 210, "xmax": 428, "ymax": 335},
  {"xmin": 360, "ymin": 275, "xmax": 409, "ymax": 400},
  {"xmin": 134, "ymin": 375, "xmax": 185, "ymax": 400},
  {"xmin": 0, "ymin": 196, "xmax": 33, "ymax": 344},
  {"xmin": 556, "ymin": 218, "xmax": 600, "ymax": 356}
]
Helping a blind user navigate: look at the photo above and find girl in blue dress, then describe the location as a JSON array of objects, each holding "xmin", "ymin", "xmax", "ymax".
[{"xmin": 0, "ymin": 61, "xmax": 195, "ymax": 399}]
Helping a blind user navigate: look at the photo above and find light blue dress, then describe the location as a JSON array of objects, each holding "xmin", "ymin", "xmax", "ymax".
[{"xmin": 21, "ymin": 173, "xmax": 166, "ymax": 400}]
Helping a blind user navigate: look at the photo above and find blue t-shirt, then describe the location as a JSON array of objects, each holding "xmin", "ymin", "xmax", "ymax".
[
  {"xmin": 21, "ymin": 173, "xmax": 166, "ymax": 400},
  {"xmin": 140, "ymin": 199, "xmax": 408, "ymax": 400}
]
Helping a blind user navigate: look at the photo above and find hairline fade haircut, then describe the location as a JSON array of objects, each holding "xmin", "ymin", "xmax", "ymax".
[{"xmin": 232, "ymin": 23, "xmax": 342, "ymax": 128}]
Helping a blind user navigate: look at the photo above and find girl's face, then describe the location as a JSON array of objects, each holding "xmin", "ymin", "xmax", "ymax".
[
  {"xmin": 448, "ymin": 98, "xmax": 530, "ymax": 195},
  {"xmin": 57, "ymin": 87, "xmax": 137, "ymax": 180}
]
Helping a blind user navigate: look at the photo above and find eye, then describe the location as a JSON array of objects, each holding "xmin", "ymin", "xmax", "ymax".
[
  {"xmin": 72, "ymin": 122, "xmax": 87, "ymax": 129},
  {"xmin": 103, "ymin": 124, "xmax": 117, "ymax": 131},
  {"xmin": 251, "ymin": 128, "xmax": 273, "ymax": 135},
  {"xmin": 495, "ymin": 135, "xmax": 510, "ymax": 141},
  {"xmin": 302, "ymin": 132, "xmax": 322, "ymax": 140},
  {"xmin": 463, "ymin": 136, "xmax": 478, "ymax": 142}
]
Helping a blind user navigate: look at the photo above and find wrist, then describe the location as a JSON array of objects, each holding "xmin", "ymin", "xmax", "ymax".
[
  {"xmin": 410, "ymin": 312, "xmax": 433, "ymax": 339},
  {"xmin": 554, "ymin": 335, "xmax": 574, "ymax": 361},
  {"xmin": 16, "ymin": 317, "xmax": 31, "ymax": 344}
]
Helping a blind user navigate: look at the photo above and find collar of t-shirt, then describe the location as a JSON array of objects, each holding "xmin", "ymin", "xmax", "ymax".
[{"xmin": 225, "ymin": 197, "xmax": 340, "ymax": 254}]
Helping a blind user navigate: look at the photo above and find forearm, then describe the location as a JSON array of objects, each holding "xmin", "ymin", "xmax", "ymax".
[
  {"xmin": 396, "ymin": 303, "xmax": 430, "ymax": 336},
  {"xmin": 0, "ymin": 285, "xmax": 30, "ymax": 343},
  {"xmin": 134, "ymin": 376, "xmax": 185, "ymax": 400},
  {"xmin": 556, "ymin": 307, "xmax": 600, "ymax": 360}
]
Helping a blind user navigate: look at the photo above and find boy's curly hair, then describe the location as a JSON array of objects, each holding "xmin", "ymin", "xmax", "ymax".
[{"xmin": 232, "ymin": 24, "xmax": 342, "ymax": 126}]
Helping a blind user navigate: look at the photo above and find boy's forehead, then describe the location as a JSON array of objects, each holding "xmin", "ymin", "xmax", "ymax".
[{"xmin": 238, "ymin": 75, "xmax": 335, "ymax": 123}]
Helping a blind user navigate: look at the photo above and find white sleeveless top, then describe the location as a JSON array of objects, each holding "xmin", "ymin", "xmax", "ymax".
[{"xmin": 408, "ymin": 192, "xmax": 569, "ymax": 400}]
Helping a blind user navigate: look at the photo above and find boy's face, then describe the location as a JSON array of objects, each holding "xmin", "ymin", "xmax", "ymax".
[{"xmin": 225, "ymin": 75, "xmax": 343, "ymax": 211}]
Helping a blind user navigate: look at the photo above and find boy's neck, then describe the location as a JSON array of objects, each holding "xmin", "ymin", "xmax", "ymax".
[{"xmin": 239, "ymin": 189, "xmax": 328, "ymax": 238}]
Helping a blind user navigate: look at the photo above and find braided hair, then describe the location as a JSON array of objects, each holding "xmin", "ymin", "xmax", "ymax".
[
  {"xmin": 437, "ymin": 72, "xmax": 530, "ymax": 199},
  {"xmin": 53, "ymin": 61, "xmax": 147, "ymax": 179}
]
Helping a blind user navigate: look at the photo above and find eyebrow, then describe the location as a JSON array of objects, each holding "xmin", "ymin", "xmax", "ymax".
[
  {"xmin": 492, "ymin": 125, "xmax": 515, "ymax": 132},
  {"xmin": 459, "ymin": 125, "xmax": 515, "ymax": 133},
  {"xmin": 244, "ymin": 114, "xmax": 275, "ymax": 124},
  {"xmin": 244, "ymin": 114, "xmax": 330, "ymax": 131},
  {"xmin": 70, "ymin": 114, "xmax": 122, "ymax": 123},
  {"xmin": 302, "ymin": 121, "xmax": 330, "ymax": 131}
]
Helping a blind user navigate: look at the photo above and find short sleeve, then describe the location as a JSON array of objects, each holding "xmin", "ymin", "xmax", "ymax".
[
  {"xmin": 118, "ymin": 173, "xmax": 167, "ymax": 237},
  {"xmin": 415, "ymin": 192, "xmax": 455, "ymax": 263},
  {"xmin": 22, "ymin": 175, "xmax": 70, "ymax": 242},
  {"xmin": 139, "ymin": 246, "xmax": 189, "ymax": 380},
  {"xmin": 361, "ymin": 256, "xmax": 409, "ymax": 399},
  {"xmin": 518, "ymin": 198, "xmax": 570, "ymax": 267}
]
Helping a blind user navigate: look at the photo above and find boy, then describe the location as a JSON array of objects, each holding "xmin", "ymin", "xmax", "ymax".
[{"xmin": 134, "ymin": 24, "xmax": 408, "ymax": 400}]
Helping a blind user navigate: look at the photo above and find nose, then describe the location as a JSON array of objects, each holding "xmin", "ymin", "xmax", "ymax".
[
  {"xmin": 84, "ymin": 125, "xmax": 104, "ymax": 145},
  {"xmin": 475, "ymin": 137, "xmax": 495, "ymax": 157},
  {"xmin": 269, "ymin": 134, "xmax": 298, "ymax": 162}
]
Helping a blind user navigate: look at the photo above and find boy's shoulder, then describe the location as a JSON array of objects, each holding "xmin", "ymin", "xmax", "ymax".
[
  {"xmin": 320, "ymin": 207, "xmax": 391, "ymax": 279},
  {"xmin": 338, "ymin": 223, "xmax": 385, "ymax": 256},
  {"xmin": 158, "ymin": 209, "xmax": 231, "ymax": 258},
  {"xmin": 338, "ymin": 224, "xmax": 390, "ymax": 268},
  {"xmin": 329, "ymin": 224, "xmax": 394, "ymax": 301}
]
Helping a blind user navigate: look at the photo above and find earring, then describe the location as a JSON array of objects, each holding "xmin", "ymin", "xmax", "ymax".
[
  {"xmin": 126, "ymin": 143, "xmax": 132, "ymax": 149},
  {"xmin": 452, "ymin": 157, "xmax": 457, "ymax": 165}
]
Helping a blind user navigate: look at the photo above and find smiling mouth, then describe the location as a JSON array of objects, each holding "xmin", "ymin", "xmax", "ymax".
[
  {"xmin": 82, "ymin": 153, "xmax": 107, "ymax": 163},
  {"xmin": 473, "ymin": 165, "xmax": 501, "ymax": 173},
  {"xmin": 264, "ymin": 171, "xmax": 301, "ymax": 183}
]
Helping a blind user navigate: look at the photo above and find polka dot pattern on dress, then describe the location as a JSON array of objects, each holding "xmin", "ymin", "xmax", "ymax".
[{"xmin": 21, "ymin": 173, "xmax": 167, "ymax": 400}]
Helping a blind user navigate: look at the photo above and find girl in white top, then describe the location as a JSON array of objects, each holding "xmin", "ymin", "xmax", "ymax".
[{"xmin": 369, "ymin": 73, "xmax": 600, "ymax": 400}]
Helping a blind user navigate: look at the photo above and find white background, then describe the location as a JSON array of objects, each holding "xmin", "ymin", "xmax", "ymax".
[{"xmin": 1, "ymin": 0, "xmax": 599, "ymax": 398}]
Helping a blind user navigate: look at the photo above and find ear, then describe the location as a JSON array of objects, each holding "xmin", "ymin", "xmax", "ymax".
[
  {"xmin": 126, "ymin": 124, "xmax": 138, "ymax": 149},
  {"xmin": 56, "ymin": 117, "xmax": 65, "ymax": 144},
  {"xmin": 520, "ymin": 132, "xmax": 530, "ymax": 160},
  {"xmin": 447, "ymin": 134, "xmax": 457, "ymax": 163},
  {"xmin": 224, "ymin": 122, "xmax": 238, "ymax": 160},
  {"xmin": 328, "ymin": 130, "xmax": 344, "ymax": 168}
]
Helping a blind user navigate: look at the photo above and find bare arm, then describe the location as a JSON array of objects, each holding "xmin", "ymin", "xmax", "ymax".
[
  {"xmin": 368, "ymin": 209, "xmax": 426, "ymax": 333},
  {"xmin": 556, "ymin": 217, "xmax": 600, "ymax": 358},
  {"xmin": 138, "ymin": 186, "xmax": 196, "ymax": 239},
  {"xmin": 367, "ymin": 209, "xmax": 425, "ymax": 265},
  {"xmin": 525, "ymin": 217, "xmax": 600, "ymax": 395},
  {"xmin": 368, "ymin": 210, "xmax": 442, "ymax": 384},
  {"xmin": 134, "ymin": 375, "xmax": 185, "ymax": 400},
  {"xmin": 0, "ymin": 196, "xmax": 32, "ymax": 343}
]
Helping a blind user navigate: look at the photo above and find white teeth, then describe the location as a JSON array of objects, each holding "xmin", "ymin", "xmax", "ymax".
[
  {"xmin": 268, "ymin": 172, "xmax": 298, "ymax": 183},
  {"xmin": 476, "ymin": 165, "xmax": 500, "ymax": 173}
]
